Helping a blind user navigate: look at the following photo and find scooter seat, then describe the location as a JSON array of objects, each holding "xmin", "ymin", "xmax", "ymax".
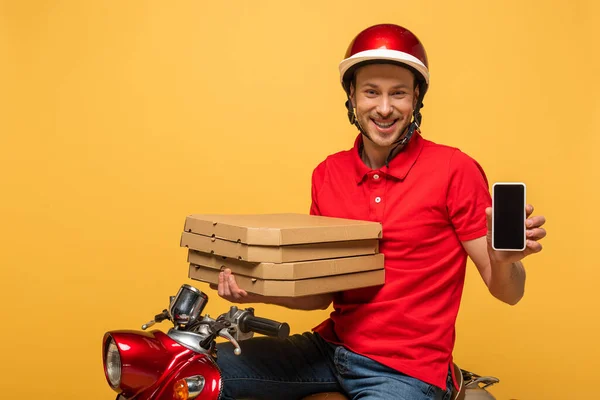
[{"xmin": 300, "ymin": 363, "xmax": 465, "ymax": 400}]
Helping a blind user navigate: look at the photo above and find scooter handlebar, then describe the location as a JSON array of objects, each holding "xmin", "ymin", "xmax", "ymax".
[{"xmin": 239, "ymin": 314, "xmax": 290, "ymax": 339}]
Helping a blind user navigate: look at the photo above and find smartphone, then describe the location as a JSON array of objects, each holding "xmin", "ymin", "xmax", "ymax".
[{"xmin": 492, "ymin": 182, "xmax": 526, "ymax": 251}]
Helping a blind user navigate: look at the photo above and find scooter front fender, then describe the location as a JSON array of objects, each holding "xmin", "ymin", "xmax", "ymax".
[
  {"xmin": 104, "ymin": 329, "xmax": 222, "ymax": 400},
  {"xmin": 145, "ymin": 354, "xmax": 223, "ymax": 400}
]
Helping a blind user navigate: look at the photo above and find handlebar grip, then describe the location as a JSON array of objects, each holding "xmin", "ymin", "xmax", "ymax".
[{"xmin": 239, "ymin": 314, "xmax": 290, "ymax": 339}]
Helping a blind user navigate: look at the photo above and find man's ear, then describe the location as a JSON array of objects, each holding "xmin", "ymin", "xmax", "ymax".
[
  {"xmin": 413, "ymin": 85, "xmax": 420, "ymax": 109},
  {"xmin": 349, "ymin": 83, "xmax": 356, "ymax": 108}
]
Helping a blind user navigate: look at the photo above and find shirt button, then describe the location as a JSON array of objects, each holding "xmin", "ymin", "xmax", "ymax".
[
  {"xmin": 373, "ymin": 174, "xmax": 380, "ymax": 180},
  {"xmin": 375, "ymin": 197, "xmax": 382, "ymax": 203}
]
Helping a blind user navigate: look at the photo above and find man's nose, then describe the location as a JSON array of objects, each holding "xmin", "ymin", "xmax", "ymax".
[{"xmin": 376, "ymin": 97, "xmax": 393, "ymax": 118}]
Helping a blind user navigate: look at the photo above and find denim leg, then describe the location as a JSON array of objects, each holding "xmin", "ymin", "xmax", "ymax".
[
  {"xmin": 216, "ymin": 332, "xmax": 342, "ymax": 400},
  {"xmin": 330, "ymin": 344, "xmax": 453, "ymax": 400}
]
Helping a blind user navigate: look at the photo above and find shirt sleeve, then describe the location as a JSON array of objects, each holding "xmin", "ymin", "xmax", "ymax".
[
  {"xmin": 309, "ymin": 161, "xmax": 327, "ymax": 216},
  {"xmin": 446, "ymin": 149, "xmax": 492, "ymax": 241}
]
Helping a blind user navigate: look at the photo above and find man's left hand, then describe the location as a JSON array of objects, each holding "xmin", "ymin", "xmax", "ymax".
[{"xmin": 485, "ymin": 204, "xmax": 547, "ymax": 265}]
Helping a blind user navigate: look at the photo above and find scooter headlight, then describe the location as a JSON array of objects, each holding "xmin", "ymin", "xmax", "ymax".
[{"xmin": 105, "ymin": 336, "xmax": 122, "ymax": 388}]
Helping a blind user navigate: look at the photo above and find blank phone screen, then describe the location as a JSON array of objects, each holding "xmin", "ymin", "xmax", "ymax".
[{"xmin": 493, "ymin": 184, "xmax": 525, "ymax": 250}]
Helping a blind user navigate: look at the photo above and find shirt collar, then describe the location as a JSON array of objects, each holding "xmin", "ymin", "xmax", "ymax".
[{"xmin": 352, "ymin": 131, "xmax": 425, "ymax": 184}]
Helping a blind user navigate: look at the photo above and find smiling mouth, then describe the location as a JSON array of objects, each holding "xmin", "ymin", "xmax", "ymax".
[{"xmin": 372, "ymin": 119, "xmax": 398, "ymax": 129}]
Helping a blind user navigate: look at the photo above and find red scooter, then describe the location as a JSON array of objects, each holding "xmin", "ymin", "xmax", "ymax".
[
  {"xmin": 102, "ymin": 284, "xmax": 290, "ymax": 400},
  {"xmin": 102, "ymin": 284, "xmax": 500, "ymax": 400}
]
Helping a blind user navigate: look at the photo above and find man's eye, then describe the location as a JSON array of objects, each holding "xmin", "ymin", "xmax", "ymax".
[
  {"xmin": 392, "ymin": 91, "xmax": 407, "ymax": 96},
  {"xmin": 365, "ymin": 90, "xmax": 377, "ymax": 96}
]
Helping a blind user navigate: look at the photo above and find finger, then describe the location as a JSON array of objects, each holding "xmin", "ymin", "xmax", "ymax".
[
  {"xmin": 228, "ymin": 274, "xmax": 248, "ymax": 300},
  {"xmin": 227, "ymin": 273, "xmax": 239, "ymax": 299},
  {"xmin": 526, "ymin": 204, "xmax": 534, "ymax": 218},
  {"xmin": 218, "ymin": 272, "xmax": 224, "ymax": 297},
  {"xmin": 525, "ymin": 239, "xmax": 543, "ymax": 254},
  {"xmin": 526, "ymin": 227, "xmax": 547, "ymax": 240},
  {"xmin": 526, "ymin": 215, "xmax": 546, "ymax": 228},
  {"xmin": 222, "ymin": 270, "xmax": 232, "ymax": 297}
]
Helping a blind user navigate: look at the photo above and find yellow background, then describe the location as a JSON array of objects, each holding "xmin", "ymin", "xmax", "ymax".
[{"xmin": 1, "ymin": 1, "xmax": 598, "ymax": 399}]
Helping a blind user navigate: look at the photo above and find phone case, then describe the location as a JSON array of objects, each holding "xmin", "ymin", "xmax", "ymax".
[{"xmin": 491, "ymin": 182, "xmax": 527, "ymax": 251}]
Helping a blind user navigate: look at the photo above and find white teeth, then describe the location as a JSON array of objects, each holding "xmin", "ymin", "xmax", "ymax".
[{"xmin": 373, "ymin": 120, "xmax": 395, "ymax": 128}]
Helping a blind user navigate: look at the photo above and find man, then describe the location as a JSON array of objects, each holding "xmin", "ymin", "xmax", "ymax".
[{"xmin": 213, "ymin": 24, "xmax": 547, "ymax": 400}]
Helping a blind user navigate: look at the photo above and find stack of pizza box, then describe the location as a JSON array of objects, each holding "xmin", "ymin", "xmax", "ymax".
[{"xmin": 180, "ymin": 213, "xmax": 385, "ymax": 297}]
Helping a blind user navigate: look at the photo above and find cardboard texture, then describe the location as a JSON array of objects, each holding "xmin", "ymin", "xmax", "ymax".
[
  {"xmin": 188, "ymin": 264, "xmax": 385, "ymax": 297},
  {"xmin": 180, "ymin": 231, "xmax": 379, "ymax": 263},
  {"xmin": 187, "ymin": 250, "xmax": 384, "ymax": 280},
  {"xmin": 181, "ymin": 213, "xmax": 386, "ymax": 296},
  {"xmin": 183, "ymin": 213, "xmax": 383, "ymax": 245}
]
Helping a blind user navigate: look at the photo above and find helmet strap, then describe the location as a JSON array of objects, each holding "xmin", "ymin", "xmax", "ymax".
[
  {"xmin": 345, "ymin": 96, "xmax": 372, "ymax": 142},
  {"xmin": 384, "ymin": 101, "xmax": 423, "ymax": 167}
]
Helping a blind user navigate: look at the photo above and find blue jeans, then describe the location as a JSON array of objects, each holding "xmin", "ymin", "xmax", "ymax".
[{"xmin": 216, "ymin": 332, "xmax": 453, "ymax": 400}]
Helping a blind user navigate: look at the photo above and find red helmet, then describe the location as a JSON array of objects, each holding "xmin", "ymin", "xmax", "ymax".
[
  {"xmin": 339, "ymin": 24, "xmax": 429, "ymax": 96},
  {"xmin": 339, "ymin": 24, "xmax": 430, "ymax": 163}
]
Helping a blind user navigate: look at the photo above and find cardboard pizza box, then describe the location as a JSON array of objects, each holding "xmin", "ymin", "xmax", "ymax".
[
  {"xmin": 187, "ymin": 250, "xmax": 384, "ymax": 280},
  {"xmin": 180, "ymin": 231, "xmax": 379, "ymax": 263},
  {"xmin": 182, "ymin": 213, "xmax": 383, "ymax": 246},
  {"xmin": 188, "ymin": 264, "xmax": 385, "ymax": 297}
]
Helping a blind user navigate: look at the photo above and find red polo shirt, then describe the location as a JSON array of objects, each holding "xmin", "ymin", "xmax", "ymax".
[{"xmin": 310, "ymin": 132, "xmax": 491, "ymax": 391}]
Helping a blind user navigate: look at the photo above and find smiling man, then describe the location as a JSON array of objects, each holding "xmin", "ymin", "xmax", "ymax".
[
  {"xmin": 350, "ymin": 63, "xmax": 420, "ymax": 167},
  {"xmin": 213, "ymin": 24, "xmax": 547, "ymax": 400}
]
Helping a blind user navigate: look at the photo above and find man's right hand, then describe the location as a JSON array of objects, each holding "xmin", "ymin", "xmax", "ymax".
[
  {"xmin": 209, "ymin": 268, "xmax": 334, "ymax": 310},
  {"xmin": 209, "ymin": 268, "xmax": 257, "ymax": 303}
]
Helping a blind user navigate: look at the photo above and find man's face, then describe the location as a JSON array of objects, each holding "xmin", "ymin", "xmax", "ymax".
[{"xmin": 350, "ymin": 63, "xmax": 419, "ymax": 148}]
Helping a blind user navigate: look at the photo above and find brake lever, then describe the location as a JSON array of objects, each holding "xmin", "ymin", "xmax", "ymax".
[
  {"xmin": 218, "ymin": 329, "xmax": 242, "ymax": 355},
  {"xmin": 142, "ymin": 309, "xmax": 171, "ymax": 330},
  {"xmin": 198, "ymin": 318, "xmax": 233, "ymax": 350}
]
